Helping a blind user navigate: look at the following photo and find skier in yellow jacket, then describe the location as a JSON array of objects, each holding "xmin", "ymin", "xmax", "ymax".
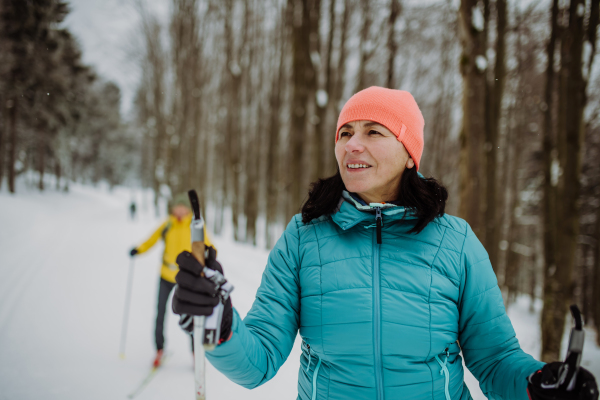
[{"xmin": 130, "ymin": 193, "xmax": 215, "ymax": 367}]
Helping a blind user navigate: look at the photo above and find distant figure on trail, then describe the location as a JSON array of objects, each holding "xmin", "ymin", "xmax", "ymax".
[
  {"xmin": 129, "ymin": 201, "xmax": 137, "ymax": 220},
  {"xmin": 130, "ymin": 193, "xmax": 215, "ymax": 367}
]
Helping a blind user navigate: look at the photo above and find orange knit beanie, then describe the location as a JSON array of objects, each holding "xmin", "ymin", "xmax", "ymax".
[{"xmin": 336, "ymin": 86, "xmax": 425, "ymax": 171}]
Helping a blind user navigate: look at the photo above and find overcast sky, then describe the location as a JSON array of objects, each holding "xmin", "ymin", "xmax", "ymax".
[{"xmin": 63, "ymin": 0, "xmax": 169, "ymax": 116}]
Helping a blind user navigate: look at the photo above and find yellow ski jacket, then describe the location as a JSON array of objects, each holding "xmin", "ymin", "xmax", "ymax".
[{"xmin": 135, "ymin": 214, "xmax": 215, "ymax": 283}]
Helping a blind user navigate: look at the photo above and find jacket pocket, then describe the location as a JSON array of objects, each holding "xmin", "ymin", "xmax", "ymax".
[{"xmin": 301, "ymin": 341, "xmax": 322, "ymax": 400}]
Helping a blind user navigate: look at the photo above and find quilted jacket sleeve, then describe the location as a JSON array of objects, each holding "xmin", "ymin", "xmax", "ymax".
[
  {"xmin": 458, "ymin": 224, "xmax": 544, "ymax": 400},
  {"xmin": 205, "ymin": 216, "xmax": 301, "ymax": 389}
]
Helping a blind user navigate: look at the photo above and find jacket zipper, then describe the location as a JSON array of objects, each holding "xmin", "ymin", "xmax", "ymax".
[
  {"xmin": 373, "ymin": 207, "xmax": 384, "ymax": 400},
  {"xmin": 375, "ymin": 207, "xmax": 383, "ymax": 244}
]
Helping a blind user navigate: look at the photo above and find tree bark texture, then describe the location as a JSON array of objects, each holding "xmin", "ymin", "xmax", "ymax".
[
  {"xmin": 288, "ymin": 0, "xmax": 318, "ymax": 219},
  {"xmin": 313, "ymin": 0, "xmax": 336, "ymax": 180},
  {"xmin": 483, "ymin": 0, "xmax": 506, "ymax": 273},
  {"xmin": 243, "ymin": 2, "xmax": 259, "ymax": 245},
  {"xmin": 540, "ymin": 0, "xmax": 597, "ymax": 363},
  {"xmin": 594, "ymin": 202, "xmax": 600, "ymax": 346},
  {"xmin": 37, "ymin": 129, "xmax": 45, "ymax": 191},
  {"xmin": 458, "ymin": 0, "xmax": 487, "ymax": 239},
  {"xmin": 265, "ymin": 5, "xmax": 287, "ymax": 249},
  {"xmin": 223, "ymin": 0, "xmax": 246, "ymax": 239},
  {"xmin": 0, "ymin": 96, "xmax": 5, "ymax": 189},
  {"xmin": 8, "ymin": 96, "xmax": 17, "ymax": 193},
  {"xmin": 354, "ymin": 0, "xmax": 372, "ymax": 93},
  {"xmin": 386, "ymin": 0, "xmax": 400, "ymax": 89}
]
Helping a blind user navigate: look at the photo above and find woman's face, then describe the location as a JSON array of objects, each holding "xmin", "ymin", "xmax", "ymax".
[
  {"xmin": 335, "ymin": 120, "xmax": 414, "ymax": 204},
  {"xmin": 171, "ymin": 204, "xmax": 191, "ymax": 221}
]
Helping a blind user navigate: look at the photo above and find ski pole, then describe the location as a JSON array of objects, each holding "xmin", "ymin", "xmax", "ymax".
[
  {"xmin": 187, "ymin": 190, "xmax": 234, "ymax": 400},
  {"xmin": 564, "ymin": 305, "xmax": 584, "ymax": 391},
  {"xmin": 188, "ymin": 190, "xmax": 207, "ymax": 400},
  {"xmin": 119, "ymin": 257, "xmax": 135, "ymax": 359},
  {"xmin": 540, "ymin": 304, "xmax": 585, "ymax": 391}
]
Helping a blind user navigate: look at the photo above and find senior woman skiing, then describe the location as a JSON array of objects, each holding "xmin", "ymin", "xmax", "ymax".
[{"xmin": 171, "ymin": 87, "xmax": 597, "ymax": 400}]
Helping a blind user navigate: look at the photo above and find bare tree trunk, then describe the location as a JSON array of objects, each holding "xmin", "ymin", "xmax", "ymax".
[
  {"xmin": 427, "ymin": 7, "xmax": 456, "ymax": 180},
  {"xmin": 541, "ymin": 0, "xmax": 598, "ymax": 362},
  {"xmin": 354, "ymin": 0, "xmax": 372, "ymax": 93},
  {"xmin": 386, "ymin": 0, "xmax": 400, "ymax": 89},
  {"xmin": 243, "ymin": 1, "xmax": 259, "ymax": 245},
  {"xmin": 594, "ymin": 202, "xmax": 600, "ymax": 345},
  {"xmin": 288, "ymin": 0, "xmax": 318, "ymax": 219},
  {"xmin": 137, "ymin": 10, "xmax": 169, "ymax": 213},
  {"xmin": 541, "ymin": 0, "xmax": 559, "ymax": 358},
  {"xmin": 223, "ymin": 0, "xmax": 246, "ymax": 239},
  {"xmin": 0, "ymin": 96, "xmax": 5, "ymax": 189},
  {"xmin": 325, "ymin": 0, "xmax": 351, "ymax": 174},
  {"xmin": 580, "ymin": 244, "xmax": 591, "ymax": 323},
  {"xmin": 8, "ymin": 97, "xmax": 17, "ymax": 193},
  {"xmin": 529, "ymin": 225, "xmax": 539, "ymax": 312},
  {"xmin": 503, "ymin": 97, "xmax": 525, "ymax": 304},
  {"xmin": 313, "ymin": 0, "xmax": 336, "ymax": 180},
  {"xmin": 37, "ymin": 130, "xmax": 45, "ymax": 191},
  {"xmin": 484, "ymin": 0, "xmax": 506, "ymax": 273},
  {"xmin": 55, "ymin": 159, "xmax": 61, "ymax": 190},
  {"xmin": 265, "ymin": 5, "xmax": 287, "ymax": 248},
  {"xmin": 458, "ymin": 0, "xmax": 487, "ymax": 238}
]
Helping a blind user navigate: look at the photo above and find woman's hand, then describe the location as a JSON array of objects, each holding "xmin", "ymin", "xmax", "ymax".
[
  {"xmin": 527, "ymin": 362, "xmax": 598, "ymax": 400},
  {"xmin": 172, "ymin": 248, "xmax": 233, "ymax": 343}
]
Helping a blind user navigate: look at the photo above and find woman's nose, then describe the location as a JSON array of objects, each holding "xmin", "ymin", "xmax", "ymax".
[{"xmin": 345, "ymin": 134, "xmax": 365, "ymax": 153}]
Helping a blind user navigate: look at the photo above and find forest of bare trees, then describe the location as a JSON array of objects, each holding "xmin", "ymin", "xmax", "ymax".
[
  {"xmin": 1, "ymin": 0, "xmax": 600, "ymax": 365},
  {"xmin": 129, "ymin": 0, "xmax": 600, "ymax": 363},
  {"xmin": 0, "ymin": 1, "xmax": 135, "ymax": 192}
]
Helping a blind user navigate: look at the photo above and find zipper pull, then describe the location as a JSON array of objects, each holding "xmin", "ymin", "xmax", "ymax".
[{"xmin": 375, "ymin": 207, "xmax": 382, "ymax": 244}]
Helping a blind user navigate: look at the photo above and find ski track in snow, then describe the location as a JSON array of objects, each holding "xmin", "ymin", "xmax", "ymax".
[{"xmin": 0, "ymin": 183, "xmax": 598, "ymax": 400}]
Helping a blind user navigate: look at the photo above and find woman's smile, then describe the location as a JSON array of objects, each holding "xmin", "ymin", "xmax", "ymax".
[{"xmin": 345, "ymin": 159, "xmax": 373, "ymax": 172}]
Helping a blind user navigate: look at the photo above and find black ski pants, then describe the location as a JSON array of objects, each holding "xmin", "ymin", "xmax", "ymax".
[
  {"xmin": 155, "ymin": 278, "xmax": 175, "ymax": 351},
  {"xmin": 155, "ymin": 277, "xmax": 194, "ymax": 351}
]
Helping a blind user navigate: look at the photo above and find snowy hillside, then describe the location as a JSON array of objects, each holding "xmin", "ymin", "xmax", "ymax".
[{"xmin": 0, "ymin": 182, "xmax": 598, "ymax": 400}]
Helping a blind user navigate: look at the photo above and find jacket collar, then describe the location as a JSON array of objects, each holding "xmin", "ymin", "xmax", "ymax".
[
  {"xmin": 331, "ymin": 190, "xmax": 417, "ymax": 231},
  {"xmin": 170, "ymin": 213, "xmax": 193, "ymax": 225}
]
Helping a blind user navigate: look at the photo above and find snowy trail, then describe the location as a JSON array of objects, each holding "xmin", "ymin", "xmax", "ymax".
[
  {"xmin": 0, "ymin": 183, "xmax": 598, "ymax": 400},
  {"xmin": 0, "ymin": 184, "xmax": 301, "ymax": 400}
]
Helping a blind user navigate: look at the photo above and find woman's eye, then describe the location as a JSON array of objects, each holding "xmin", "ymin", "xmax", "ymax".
[
  {"xmin": 339, "ymin": 131, "xmax": 351, "ymax": 137},
  {"xmin": 369, "ymin": 130, "xmax": 382, "ymax": 135}
]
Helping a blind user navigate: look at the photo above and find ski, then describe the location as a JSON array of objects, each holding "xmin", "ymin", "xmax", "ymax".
[{"xmin": 127, "ymin": 352, "xmax": 173, "ymax": 399}]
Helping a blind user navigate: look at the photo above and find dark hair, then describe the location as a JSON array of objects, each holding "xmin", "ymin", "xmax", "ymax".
[{"xmin": 301, "ymin": 168, "xmax": 448, "ymax": 234}]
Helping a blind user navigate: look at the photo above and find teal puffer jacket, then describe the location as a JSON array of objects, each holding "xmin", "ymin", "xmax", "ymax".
[{"xmin": 207, "ymin": 192, "xmax": 544, "ymax": 400}]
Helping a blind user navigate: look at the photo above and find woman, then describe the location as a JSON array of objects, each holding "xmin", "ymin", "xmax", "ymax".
[
  {"xmin": 130, "ymin": 193, "xmax": 215, "ymax": 367},
  {"xmin": 172, "ymin": 87, "xmax": 597, "ymax": 400}
]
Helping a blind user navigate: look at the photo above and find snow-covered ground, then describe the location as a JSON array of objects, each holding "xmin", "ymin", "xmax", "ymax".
[{"xmin": 0, "ymin": 182, "xmax": 598, "ymax": 400}]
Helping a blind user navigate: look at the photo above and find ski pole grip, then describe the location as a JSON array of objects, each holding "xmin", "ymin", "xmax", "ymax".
[
  {"xmin": 191, "ymin": 219, "xmax": 205, "ymax": 243},
  {"xmin": 190, "ymin": 218, "xmax": 205, "ymax": 264}
]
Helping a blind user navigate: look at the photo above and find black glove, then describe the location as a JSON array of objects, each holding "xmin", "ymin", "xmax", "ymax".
[
  {"xmin": 527, "ymin": 362, "xmax": 598, "ymax": 400},
  {"xmin": 172, "ymin": 248, "xmax": 233, "ymax": 343},
  {"xmin": 130, "ymin": 248, "xmax": 138, "ymax": 257}
]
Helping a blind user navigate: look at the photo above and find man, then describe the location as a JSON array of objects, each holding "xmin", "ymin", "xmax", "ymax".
[{"xmin": 130, "ymin": 193, "xmax": 215, "ymax": 367}]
